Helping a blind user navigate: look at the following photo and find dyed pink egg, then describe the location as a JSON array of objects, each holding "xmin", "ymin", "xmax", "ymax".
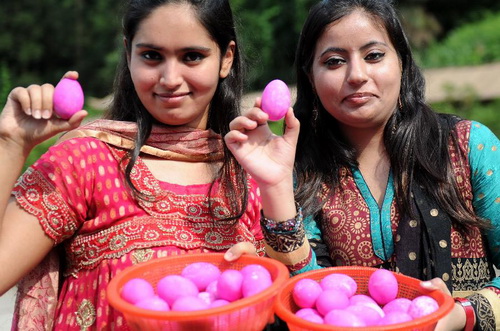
[
  {"xmin": 295, "ymin": 308, "xmax": 321, "ymax": 319},
  {"xmin": 350, "ymin": 294, "xmax": 378, "ymax": 306},
  {"xmin": 135, "ymin": 295, "xmax": 170, "ymax": 311},
  {"xmin": 240, "ymin": 264, "xmax": 270, "ymax": 278},
  {"xmin": 120, "ymin": 277, "xmax": 155, "ymax": 304},
  {"xmin": 181, "ymin": 262, "xmax": 221, "ymax": 291},
  {"xmin": 156, "ymin": 275, "xmax": 199, "ymax": 306},
  {"xmin": 261, "ymin": 79, "xmax": 291, "ymax": 121},
  {"xmin": 205, "ymin": 280, "xmax": 219, "ymax": 299},
  {"xmin": 378, "ymin": 311, "xmax": 413, "ymax": 325},
  {"xmin": 197, "ymin": 291, "xmax": 216, "ymax": 305},
  {"xmin": 171, "ymin": 296, "xmax": 210, "ymax": 312},
  {"xmin": 346, "ymin": 304, "xmax": 382, "ymax": 326},
  {"xmin": 217, "ymin": 269, "xmax": 243, "ymax": 302},
  {"xmin": 241, "ymin": 269, "xmax": 273, "ymax": 298},
  {"xmin": 292, "ymin": 278, "xmax": 323, "ymax": 308},
  {"xmin": 354, "ymin": 301, "xmax": 385, "ymax": 319},
  {"xmin": 315, "ymin": 289, "xmax": 350, "ymax": 316},
  {"xmin": 320, "ymin": 273, "xmax": 357, "ymax": 297},
  {"xmin": 324, "ymin": 309, "xmax": 366, "ymax": 327},
  {"xmin": 53, "ymin": 78, "xmax": 84, "ymax": 119},
  {"xmin": 408, "ymin": 295, "xmax": 439, "ymax": 319},
  {"xmin": 209, "ymin": 299, "xmax": 230, "ymax": 308},
  {"xmin": 300, "ymin": 313, "xmax": 324, "ymax": 324},
  {"xmin": 368, "ymin": 269, "xmax": 398, "ymax": 305},
  {"xmin": 383, "ymin": 297, "xmax": 412, "ymax": 315}
]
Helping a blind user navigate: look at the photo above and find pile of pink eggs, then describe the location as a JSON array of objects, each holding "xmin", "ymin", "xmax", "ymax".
[
  {"xmin": 120, "ymin": 261, "xmax": 273, "ymax": 312},
  {"xmin": 292, "ymin": 269, "xmax": 439, "ymax": 327}
]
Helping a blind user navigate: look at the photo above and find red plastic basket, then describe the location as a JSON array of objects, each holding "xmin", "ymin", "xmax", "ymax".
[
  {"xmin": 274, "ymin": 266, "xmax": 455, "ymax": 331},
  {"xmin": 107, "ymin": 253, "xmax": 289, "ymax": 331}
]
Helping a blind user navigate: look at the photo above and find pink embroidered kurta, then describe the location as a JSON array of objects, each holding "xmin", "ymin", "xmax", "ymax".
[{"xmin": 12, "ymin": 136, "xmax": 264, "ymax": 330}]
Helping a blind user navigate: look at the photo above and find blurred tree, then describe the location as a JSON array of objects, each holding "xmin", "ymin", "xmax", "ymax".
[{"xmin": 0, "ymin": 0, "xmax": 121, "ymax": 97}]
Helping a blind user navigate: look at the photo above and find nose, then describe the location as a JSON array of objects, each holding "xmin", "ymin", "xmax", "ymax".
[
  {"xmin": 159, "ymin": 61, "xmax": 183, "ymax": 89},
  {"xmin": 346, "ymin": 57, "xmax": 368, "ymax": 86}
]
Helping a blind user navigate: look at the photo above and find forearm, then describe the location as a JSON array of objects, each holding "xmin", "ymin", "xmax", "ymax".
[{"xmin": 0, "ymin": 139, "xmax": 29, "ymax": 221}]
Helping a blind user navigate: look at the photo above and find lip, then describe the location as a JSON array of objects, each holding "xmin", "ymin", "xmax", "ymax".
[
  {"xmin": 155, "ymin": 92, "xmax": 190, "ymax": 104},
  {"xmin": 343, "ymin": 92, "xmax": 374, "ymax": 105}
]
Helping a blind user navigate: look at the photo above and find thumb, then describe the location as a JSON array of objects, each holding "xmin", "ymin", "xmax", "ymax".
[
  {"xmin": 224, "ymin": 242, "xmax": 257, "ymax": 262},
  {"xmin": 283, "ymin": 107, "xmax": 300, "ymax": 145}
]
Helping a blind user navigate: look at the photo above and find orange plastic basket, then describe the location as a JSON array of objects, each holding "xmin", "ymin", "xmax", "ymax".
[
  {"xmin": 107, "ymin": 253, "xmax": 289, "ymax": 331},
  {"xmin": 274, "ymin": 266, "xmax": 455, "ymax": 331}
]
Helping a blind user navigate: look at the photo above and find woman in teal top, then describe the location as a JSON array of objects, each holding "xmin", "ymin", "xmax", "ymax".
[{"xmin": 225, "ymin": 0, "xmax": 500, "ymax": 329}]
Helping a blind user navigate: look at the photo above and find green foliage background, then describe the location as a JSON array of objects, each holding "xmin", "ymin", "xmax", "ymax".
[{"xmin": 0, "ymin": 0, "xmax": 499, "ymax": 170}]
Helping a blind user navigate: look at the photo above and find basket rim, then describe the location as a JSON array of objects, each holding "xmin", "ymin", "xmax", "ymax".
[
  {"xmin": 274, "ymin": 266, "xmax": 456, "ymax": 331},
  {"xmin": 107, "ymin": 252, "xmax": 290, "ymax": 321}
]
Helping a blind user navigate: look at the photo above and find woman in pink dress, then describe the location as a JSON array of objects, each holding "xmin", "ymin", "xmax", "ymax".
[{"xmin": 0, "ymin": 0, "xmax": 263, "ymax": 329}]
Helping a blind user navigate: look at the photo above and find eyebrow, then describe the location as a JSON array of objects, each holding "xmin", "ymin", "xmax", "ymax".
[
  {"xmin": 319, "ymin": 40, "xmax": 388, "ymax": 58},
  {"xmin": 134, "ymin": 43, "xmax": 212, "ymax": 53}
]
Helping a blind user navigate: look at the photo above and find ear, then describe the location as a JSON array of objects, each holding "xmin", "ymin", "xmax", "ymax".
[{"xmin": 219, "ymin": 41, "xmax": 235, "ymax": 79}]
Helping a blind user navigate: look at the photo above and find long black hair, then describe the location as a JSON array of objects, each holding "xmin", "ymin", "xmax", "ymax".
[
  {"xmin": 293, "ymin": 0, "xmax": 488, "ymax": 231},
  {"xmin": 105, "ymin": 0, "xmax": 248, "ymax": 221}
]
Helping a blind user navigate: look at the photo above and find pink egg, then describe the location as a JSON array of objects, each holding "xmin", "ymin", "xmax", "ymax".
[
  {"xmin": 378, "ymin": 311, "xmax": 413, "ymax": 325},
  {"xmin": 217, "ymin": 269, "xmax": 243, "ymax": 302},
  {"xmin": 295, "ymin": 308, "xmax": 321, "ymax": 319},
  {"xmin": 300, "ymin": 313, "xmax": 324, "ymax": 324},
  {"xmin": 320, "ymin": 273, "xmax": 357, "ymax": 297},
  {"xmin": 368, "ymin": 269, "xmax": 398, "ymax": 305},
  {"xmin": 315, "ymin": 289, "xmax": 350, "ymax": 316},
  {"xmin": 120, "ymin": 278, "xmax": 155, "ymax": 304},
  {"xmin": 292, "ymin": 278, "xmax": 323, "ymax": 308},
  {"xmin": 408, "ymin": 295, "xmax": 439, "ymax": 319},
  {"xmin": 181, "ymin": 262, "xmax": 221, "ymax": 291},
  {"xmin": 135, "ymin": 295, "xmax": 170, "ymax": 311},
  {"xmin": 156, "ymin": 275, "xmax": 199, "ymax": 306},
  {"xmin": 346, "ymin": 304, "xmax": 382, "ymax": 326},
  {"xmin": 53, "ymin": 78, "xmax": 84, "ymax": 119},
  {"xmin": 241, "ymin": 269, "xmax": 273, "ymax": 298},
  {"xmin": 240, "ymin": 264, "xmax": 271, "ymax": 278},
  {"xmin": 324, "ymin": 309, "xmax": 366, "ymax": 327},
  {"xmin": 350, "ymin": 294, "xmax": 378, "ymax": 306},
  {"xmin": 354, "ymin": 301, "xmax": 385, "ymax": 319},
  {"xmin": 260, "ymin": 79, "xmax": 291, "ymax": 121},
  {"xmin": 205, "ymin": 280, "xmax": 219, "ymax": 299},
  {"xmin": 171, "ymin": 296, "xmax": 210, "ymax": 311},
  {"xmin": 209, "ymin": 299, "xmax": 230, "ymax": 308},
  {"xmin": 383, "ymin": 297, "xmax": 412, "ymax": 314},
  {"xmin": 198, "ymin": 291, "xmax": 216, "ymax": 305}
]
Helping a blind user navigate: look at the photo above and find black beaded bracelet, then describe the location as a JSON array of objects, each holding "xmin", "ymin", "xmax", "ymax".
[{"xmin": 260, "ymin": 207, "xmax": 303, "ymax": 233}]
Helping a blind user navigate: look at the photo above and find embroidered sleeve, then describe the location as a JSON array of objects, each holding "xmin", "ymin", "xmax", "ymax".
[
  {"xmin": 468, "ymin": 121, "xmax": 500, "ymax": 267},
  {"xmin": 12, "ymin": 138, "xmax": 106, "ymax": 243}
]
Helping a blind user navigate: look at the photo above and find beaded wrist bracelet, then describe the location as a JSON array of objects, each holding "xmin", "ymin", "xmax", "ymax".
[
  {"xmin": 260, "ymin": 207, "xmax": 305, "ymax": 253},
  {"xmin": 260, "ymin": 207, "xmax": 303, "ymax": 233}
]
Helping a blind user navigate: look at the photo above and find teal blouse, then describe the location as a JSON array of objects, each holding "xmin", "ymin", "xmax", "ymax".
[{"xmin": 299, "ymin": 121, "xmax": 500, "ymax": 290}]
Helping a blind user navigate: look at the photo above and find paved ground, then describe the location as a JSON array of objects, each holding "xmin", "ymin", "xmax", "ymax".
[{"xmin": 0, "ymin": 287, "xmax": 15, "ymax": 330}]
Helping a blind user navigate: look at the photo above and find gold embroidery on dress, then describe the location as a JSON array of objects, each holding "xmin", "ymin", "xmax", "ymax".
[
  {"xmin": 131, "ymin": 248, "xmax": 154, "ymax": 264},
  {"xmin": 75, "ymin": 299, "xmax": 96, "ymax": 330}
]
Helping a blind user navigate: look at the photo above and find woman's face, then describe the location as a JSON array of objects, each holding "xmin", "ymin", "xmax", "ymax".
[
  {"xmin": 310, "ymin": 10, "xmax": 402, "ymax": 132},
  {"xmin": 128, "ymin": 3, "xmax": 234, "ymax": 129}
]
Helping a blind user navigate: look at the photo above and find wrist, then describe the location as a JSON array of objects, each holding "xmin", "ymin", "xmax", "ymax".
[{"xmin": 454, "ymin": 297, "xmax": 475, "ymax": 331}]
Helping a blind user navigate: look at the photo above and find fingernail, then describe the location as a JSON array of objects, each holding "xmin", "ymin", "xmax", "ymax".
[
  {"xmin": 42, "ymin": 110, "xmax": 51, "ymax": 119},
  {"xmin": 421, "ymin": 281, "xmax": 433, "ymax": 288},
  {"xmin": 32, "ymin": 110, "xmax": 42, "ymax": 119},
  {"xmin": 224, "ymin": 251, "xmax": 234, "ymax": 261}
]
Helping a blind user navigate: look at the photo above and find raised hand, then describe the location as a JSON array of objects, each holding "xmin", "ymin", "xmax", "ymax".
[
  {"xmin": 224, "ymin": 98, "xmax": 300, "ymax": 188},
  {"xmin": 0, "ymin": 71, "xmax": 87, "ymax": 155}
]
